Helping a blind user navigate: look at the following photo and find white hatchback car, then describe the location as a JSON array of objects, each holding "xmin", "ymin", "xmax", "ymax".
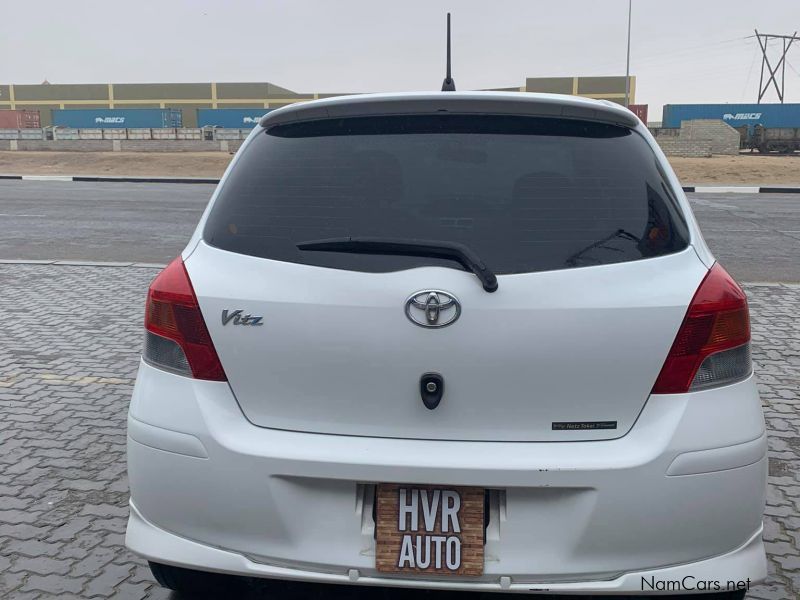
[{"xmin": 126, "ymin": 92, "xmax": 767, "ymax": 598}]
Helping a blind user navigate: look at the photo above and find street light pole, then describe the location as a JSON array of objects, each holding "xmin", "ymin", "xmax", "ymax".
[{"xmin": 625, "ymin": 0, "xmax": 632, "ymax": 107}]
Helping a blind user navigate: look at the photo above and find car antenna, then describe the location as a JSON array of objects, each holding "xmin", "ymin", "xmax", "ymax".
[{"xmin": 441, "ymin": 13, "xmax": 456, "ymax": 92}]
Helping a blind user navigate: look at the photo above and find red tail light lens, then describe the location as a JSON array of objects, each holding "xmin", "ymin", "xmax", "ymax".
[
  {"xmin": 652, "ymin": 263, "xmax": 751, "ymax": 394},
  {"xmin": 143, "ymin": 257, "xmax": 227, "ymax": 381}
]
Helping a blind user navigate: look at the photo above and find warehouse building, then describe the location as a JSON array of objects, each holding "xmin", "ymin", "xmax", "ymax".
[
  {"xmin": 519, "ymin": 76, "xmax": 634, "ymax": 104},
  {"xmin": 0, "ymin": 77, "xmax": 635, "ymax": 127}
]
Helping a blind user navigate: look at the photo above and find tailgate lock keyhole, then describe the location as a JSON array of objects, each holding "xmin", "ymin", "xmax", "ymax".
[{"xmin": 420, "ymin": 373, "xmax": 444, "ymax": 410}]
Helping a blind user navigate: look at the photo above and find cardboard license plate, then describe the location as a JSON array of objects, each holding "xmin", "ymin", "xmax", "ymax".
[{"xmin": 375, "ymin": 484, "xmax": 484, "ymax": 576}]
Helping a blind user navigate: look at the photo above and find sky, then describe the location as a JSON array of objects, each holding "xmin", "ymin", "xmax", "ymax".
[{"xmin": 1, "ymin": 0, "xmax": 799, "ymax": 121}]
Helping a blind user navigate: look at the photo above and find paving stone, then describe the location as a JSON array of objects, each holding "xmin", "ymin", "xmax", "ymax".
[
  {"xmin": 5, "ymin": 592, "xmax": 43, "ymax": 600},
  {"xmin": 142, "ymin": 586, "xmax": 174, "ymax": 600},
  {"xmin": 82, "ymin": 563, "xmax": 133, "ymax": 598},
  {"xmin": 746, "ymin": 582, "xmax": 796, "ymax": 599},
  {"xmin": 108, "ymin": 581, "xmax": 151, "ymax": 600},
  {"xmin": 0, "ymin": 523, "xmax": 51, "ymax": 541},
  {"xmin": 9, "ymin": 555, "xmax": 73, "ymax": 575},
  {"xmin": 0, "ymin": 509, "xmax": 42, "ymax": 525},
  {"xmin": 48, "ymin": 515, "xmax": 94, "ymax": 541},
  {"xmin": 81, "ymin": 504, "xmax": 130, "ymax": 519},
  {"xmin": 20, "ymin": 573, "xmax": 85, "ymax": 595},
  {"xmin": 4, "ymin": 538, "xmax": 64, "ymax": 558},
  {"xmin": 126, "ymin": 565, "xmax": 155, "ymax": 585},
  {"xmin": 0, "ymin": 569, "xmax": 27, "ymax": 596},
  {"xmin": 69, "ymin": 546, "xmax": 120, "ymax": 578},
  {"xmin": 774, "ymin": 554, "xmax": 800, "ymax": 571}
]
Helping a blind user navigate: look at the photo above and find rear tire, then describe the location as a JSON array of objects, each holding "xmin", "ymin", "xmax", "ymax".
[{"xmin": 148, "ymin": 561, "xmax": 246, "ymax": 596}]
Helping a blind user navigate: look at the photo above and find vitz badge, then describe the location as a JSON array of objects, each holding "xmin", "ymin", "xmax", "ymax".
[{"xmin": 221, "ymin": 309, "xmax": 263, "ymax": 326}]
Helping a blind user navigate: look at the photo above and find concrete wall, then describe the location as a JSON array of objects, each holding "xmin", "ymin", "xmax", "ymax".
[
  {"xmin": 0, "ymin": 139, "xmax": 238, "ymax": 152},
  {"xmin": 651, "ymin": 137, "xmax": 713, "ymax": 158},
  {"xmin": 14, "ymin": 140, "xmax": 116, "ymax": 151},
  {"xmin": 651, "ymin": 119, "xmax": 740, "ymax": 157},
  {"xmin": 2, "ymin": 127, "xmax": 248, "ymax": 143},
  {"xmin": 678, "ymin": 120, "xmax": 741, "ymax": 154},
  {"xmin": 119, "ymin": 140, "xmax": 225, "ymax": 152},
  {"xmin": 0, "ymin": 134, "xmax": 233, "ymax": 153}
]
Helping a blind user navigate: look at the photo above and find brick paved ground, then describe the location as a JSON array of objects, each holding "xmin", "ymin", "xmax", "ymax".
[{"xmin": 0, "ymin": 264, "xmax": 797, "ymax": 599}]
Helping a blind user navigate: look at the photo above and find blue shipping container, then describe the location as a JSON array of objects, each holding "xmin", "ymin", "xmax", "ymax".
[
  {"xmin": 52, "ymin": 109, "xmax": 182, "ymax": 129},
  {"xmin": 197, "ymin": 108, "xmax": 273, "ymax": 128},
  {"xmin": 662, "ymin": 103, "xmax": 800, "ymax": 133}
]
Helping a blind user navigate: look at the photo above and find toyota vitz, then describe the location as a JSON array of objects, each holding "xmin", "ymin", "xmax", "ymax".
[{"xmin": 125, "ymin": 92, "xmax": 767, "ymax": 597}]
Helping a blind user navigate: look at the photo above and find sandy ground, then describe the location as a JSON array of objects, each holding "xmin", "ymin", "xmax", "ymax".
[
  {"xmin": 0, "ymin": 151, "xmax": 233, "ymax": 178},
  {"xmin": 669, "ymin": 154, "xmax": 800, "ymax": 186},
  {"xmin": 1, "ymin": 151, "xmax": 799, "ymax": 185}
]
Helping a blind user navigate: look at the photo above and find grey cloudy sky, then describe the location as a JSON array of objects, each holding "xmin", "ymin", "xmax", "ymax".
[{"xmin": 2, "ymin": 0, "xmax": 799, "ymax": 120}]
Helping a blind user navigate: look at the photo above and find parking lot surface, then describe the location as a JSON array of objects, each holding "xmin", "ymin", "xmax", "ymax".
[{"xmin": 0, "ymin": 263, "xmax": 797, "ymax": 599}]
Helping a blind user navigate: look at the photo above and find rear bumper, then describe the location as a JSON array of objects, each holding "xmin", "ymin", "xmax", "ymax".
[
  {"xmin": 126, "ymin": 360, "xmax": 767, "ymax": 592},
  {"xmin": 127, "ymin": 501, "xmax": 764, "ymax": 595}
]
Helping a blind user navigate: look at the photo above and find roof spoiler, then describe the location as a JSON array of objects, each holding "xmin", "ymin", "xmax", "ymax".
[{"xmin": 259, "ymin": 93, "xmax": 638, "ymax": 129}]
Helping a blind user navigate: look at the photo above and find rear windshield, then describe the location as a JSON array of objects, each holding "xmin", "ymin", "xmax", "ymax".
[{"xmin": 204, "ymin": 115, "xmax": 689, "ymax": 274}]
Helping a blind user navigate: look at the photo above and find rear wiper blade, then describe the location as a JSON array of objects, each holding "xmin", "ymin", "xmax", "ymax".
[
  {"xmin": 565, "ymin": 229, "xmax": 641, "ymax": 267},
  {"xmin": 296, "ymin": 236, "xmax": 498, "ymax": 293}
]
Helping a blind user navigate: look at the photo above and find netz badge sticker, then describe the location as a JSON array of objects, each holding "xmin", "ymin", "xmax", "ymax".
[{"xmin": 552, "ymin": 421, "xmax": 618, "ymax": 431}]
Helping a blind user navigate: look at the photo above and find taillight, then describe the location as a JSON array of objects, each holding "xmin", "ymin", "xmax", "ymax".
[
  {"xmin": 652, "ymin": 263, "xmax": 751, "ymax": 394},
  {"xmin": 143, "ymin": 257, "xmax": 227, "ymax": 381}
]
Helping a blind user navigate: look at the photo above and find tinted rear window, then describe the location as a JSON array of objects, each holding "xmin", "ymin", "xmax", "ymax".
[{"xmin": 204, "ymin": 115, "xmax": 689, "ymax": 274}]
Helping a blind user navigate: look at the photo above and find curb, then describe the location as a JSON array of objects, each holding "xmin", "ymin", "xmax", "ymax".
[
  {"xmin": 74, "ymin": 175, "xmax": 220, "ymax": 184},
  {"xmin": 683, "ymin": 186, "xmax": 800, "ymax": 194},
  {"xmin": 0, "ymin": 174, "xmax": 218, "ymax": 184},
  {"xmin": 2, "ymin": 174, "xmax": 800, "ymax": 193},
  {"xmin": 0, "ymin": 259, "xmax": 166, "ymax": 269}
]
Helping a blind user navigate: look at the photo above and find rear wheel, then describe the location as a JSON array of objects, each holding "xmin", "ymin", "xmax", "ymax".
[{"xmin": 148, "ymin": 561, "xmax": 246, "ymax": 596}]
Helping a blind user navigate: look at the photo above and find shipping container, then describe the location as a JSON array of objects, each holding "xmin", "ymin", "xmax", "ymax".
[
  {"xmin": 52, "ymin": 108, "xmax": 182, "ymax": 129},
  {"xmin": 628, "ymin": 104, "xmax": 648, "ymax": 123},
  {"xmin": 0, "ymin": 109, "xmax": 41, "ymax": 129},
  {"xmin": 197, "ymin": 108, "xmax": 272, "ymax": 129},
  {"xmin": 662, "ymin": 103, "xmax": 800, "ymax": 133}
]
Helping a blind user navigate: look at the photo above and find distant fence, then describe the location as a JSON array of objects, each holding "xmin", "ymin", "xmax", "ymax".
[{"xmin": 0, "ymin": 128, "xmax": 251, "ymax": 141}]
